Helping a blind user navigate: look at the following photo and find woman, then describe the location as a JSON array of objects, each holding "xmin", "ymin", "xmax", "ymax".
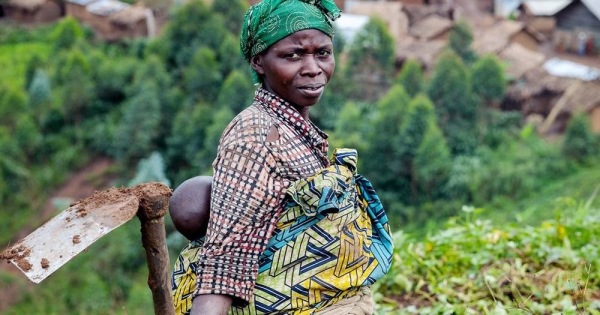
[{"xmin": 171, "ymin": 1, "xmax": 393, "ymax": 314}]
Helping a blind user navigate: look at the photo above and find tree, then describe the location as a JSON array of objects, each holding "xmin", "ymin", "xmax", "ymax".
[
  {"xmin": 346, "ymin": 17, "xmax": 396, "ymax": 101},
  {"xmin": 160, "ymin": 0, "xmax": 229, "ymax": 71},
  {"xmin": 215, "ymin": 70, "xmax": 254, "ymax": 114},
  {"xmin": 217, "ymin": 34, "xmax": 247, "ymax": 80},
  {"xmin": 212, "ymin": 0, "xmax": 248, "ymax": 34},
  {"xmin": 128, "ymin": 152, "xmax": 171, "ymax": 187},
  {"xmin": 329, "ymin": 101, "xmax": 373, "ymax": 158},
  {"xmin": 396, "ymin": 59, "xmax": 424, "ymax": 98},
  {"xmin": 24, "ymin": 54, "xmax": 45, "ymax": 91},
  {"xmin": 472, "ymin": 53, "xmax": 506, "ymax": 105},
  {"xmin": 55, "ymin": 49, "xmax": 94, "ymax": 124},
  {"xmin": 562, "ymin": 112, "xmax": 596, "ymax": 163},
  {"xmin": 0, "ymin": 84, "xmax": 27, "ymax": 130},
  {"xmin": 166, "ymin": 103, "xmax": 214, "ymax": 184},
  {"xmin": 312, "ymin": 61, "xmax": 352, "ymax": 130},
  {"xmin": 14, "ymin": 115, "xmax": 42, "ymax": 159},
  {"xmin": 95, "ymin": 57, "xmax": 138, "ymax": 104},
  {"xmin": 428, "ymin": 50, "xmax": 478, "ymax": 155},
  {"xmin": 448, "ymin": 20, "xmax": 477, "ymax": 64},
  {"xmin": 414, "ymin": 122, "xmax": 451, "ymax": 200},
  {"xmin": 114, "ymin": 81, "xmax": 162, "ymax": 164},
  {"xmin": 27, "ymin": 69, "xmax": 52, "ymax": 123},
  {"xmin": 363, "ymin": 85, "xmax": 411, "ymax": 203},
  {"xmin": 51, "ymin": 16, "xmax": 84, "ymax": 52},
  {"xmin": 184, "ymin": 47, "xmax": 223, "ymax": 103},
  {"xmin": 396, "ymin": 94, "xmax": 437, "ymax": 203}
]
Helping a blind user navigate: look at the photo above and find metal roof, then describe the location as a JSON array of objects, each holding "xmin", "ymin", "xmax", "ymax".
[
  {"xmin": 581, "ymin": 0, "xmax": 600, "ymax": 21},
  {"xmin": 523, "ymin": 0, "xmax": 572, "ymax": 16},
  {"xmin": 66, "ymin": 0, "xmax": 98, "ymax": 6},
  {"xmin": 86, "ymin": 0, "xmax": 129, "ymax": 16},
  {"xmin": 543, "ymin": 57, "xmax": 600, "ymax": 81}
]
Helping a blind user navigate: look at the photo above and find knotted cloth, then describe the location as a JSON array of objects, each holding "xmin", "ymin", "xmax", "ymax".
[{"xmin": 240, "ymin": 0, "xmax": 342, "ymax": 83}]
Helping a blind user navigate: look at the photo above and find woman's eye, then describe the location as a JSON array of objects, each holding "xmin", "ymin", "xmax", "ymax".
[
  {"xmin": 317, "ymin": 50, "xmax": 331, "ymax": 57},
  {"xmin": 285, "ymin": 53, "xmax": 300, "ymax": 59}
]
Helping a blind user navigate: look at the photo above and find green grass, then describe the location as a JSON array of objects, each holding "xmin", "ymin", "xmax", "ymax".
[
  {"xmin": 481, "ymin": 164, "xmax": 600, "ymax": 225},
  {"xmin": 0, "ymin": 43, "xmax": 51, "ymax": 89}
]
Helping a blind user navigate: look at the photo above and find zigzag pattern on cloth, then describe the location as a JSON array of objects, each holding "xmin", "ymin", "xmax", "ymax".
[{"xmin": 236, "ymin": 148, "xmax": 393, "ymax": 314}]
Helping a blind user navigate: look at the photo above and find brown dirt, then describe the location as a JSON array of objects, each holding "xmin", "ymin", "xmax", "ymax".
[
  {"xmin": 0, "ymin": 244, "xmax": 32, "ymax": 272},
  {"xmin": 0, "ymin": 157, "xmax": 117, "ymax": 313}
]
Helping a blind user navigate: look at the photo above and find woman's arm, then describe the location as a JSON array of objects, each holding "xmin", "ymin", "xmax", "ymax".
[{"xmin": 191, "ymin": 141, "xmax": 283, "ymax": 307}]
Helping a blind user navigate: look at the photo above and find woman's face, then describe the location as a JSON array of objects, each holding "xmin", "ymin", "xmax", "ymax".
[{"xmin": 251, "ymin": 29, "xmax": 335, "ymax": 116}]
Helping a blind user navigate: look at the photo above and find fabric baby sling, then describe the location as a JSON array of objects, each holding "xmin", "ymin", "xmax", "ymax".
[{"xmin": 171, "ymin": 148, "xmax": 394, "ymax": 315}]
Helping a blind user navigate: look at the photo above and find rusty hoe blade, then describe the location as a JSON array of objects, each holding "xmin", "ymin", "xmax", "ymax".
[{"xmin": 0, "ymin": 189, "xmax": 139, "ymax": 284}]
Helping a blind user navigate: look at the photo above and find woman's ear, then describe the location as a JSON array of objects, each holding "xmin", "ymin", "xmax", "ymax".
[{"xmin": 250, "ymin": 55, "xmax": 265, "ymax": 75}]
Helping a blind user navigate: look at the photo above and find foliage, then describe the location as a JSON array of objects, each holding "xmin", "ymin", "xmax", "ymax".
[
  {"xmin": 562, "ymin": 112, "xmax": 597, "ymax": 163},
  {"xmin": 428, "ymin": 50, "xmax": 478, "ymax": 155},
  {"xmin": 128, "ymin": 152, "xmax": 171, "ymax": 187},
  {"xmin": 184, "ymin": 47, "xmax": 223, "ymax": 103},
  {"xmin": 346, "ymin": 17, "xmax": 396, "ymax": 101},
  {"xmin": 2, "ymin": 9, "xmax": 600, "ymax": 315},
  {"xmin": 165, "ymin": 103, "xmax": 214, "ymax": 184},
  {"xmin": 24, "ymin": 54, "xmax": 46, "ymax": 91},
  {"xmin": 211, "ymin": 0, "xmax": 248, "ymax": 34},
  {"xmin": 363, "ymin": 84, "xmax": 411, "ymax": 204},
  {"xmin": 447, "ymin": 19, "xmax": 477, "ymax": 64},
  {"xmin": 329, "ymin": 101, "xmax": 374, "ymax": 158},
  {"xmin": 114, "ymin": 81, "xmax": 162, "ymax": 164},
  {"xmin": 472, "ymin": 54, "xmax": 507, "ymax": 104},
  {"xmin": 396, "ymin": 94, "xmax": 437, "ymax": 203},
  {"xmin": 396, "ymin": 59, "xmax": 424, "ymax": 98},
  {"xmin": 217, "ymin": 33, "xmax": 247, "ymax": 79},
  {"xmin": 94, "ymin": 57, "xmax": 138, "ymax": 104},
  {"xmin": 27, "ymin": 69, "xmax": 52, "ymax": 118},
  {"xmin": 215, "ymin": 70, "xmax": 254, "ymax": 114},
  {"xmin": 413, "ymin": 122, "xmax": 451, "ymax": 201},
  {"xmin": 0, "ymin": 84, "xmax": 27, "ymax": 130},
  {"xmin": 0, "ymin": 43, "xmax": 51, "ymax": 89},
  {"xmin": 374, "ymin": 201, "xmax": 600, "ymax": 314},
  {"xmin": 50, "ymin": 16, "xmax": 84, "ymax": 52},
  {"xmin": 54, "ymin": 49, "xmax": 95, "ymax": 124},
  {"xmin": 159, "ymin": 0, "xmax": 223, "ymax": 71}
]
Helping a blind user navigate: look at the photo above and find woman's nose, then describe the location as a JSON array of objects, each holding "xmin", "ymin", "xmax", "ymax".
[{"xmin": 301, "ymin": 56, "xmax": 322, "ymax": 76}]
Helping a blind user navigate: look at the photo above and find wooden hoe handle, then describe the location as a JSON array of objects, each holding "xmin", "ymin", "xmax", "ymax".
[{"xmin": 135, "ymin": 182, "xmax": 175, "ymax": 315}]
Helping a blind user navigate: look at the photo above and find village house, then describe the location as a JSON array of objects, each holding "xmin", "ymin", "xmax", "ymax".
[
  {"xmin": 0, "ymin": 0, "xmax": 61, "ymax": 23},
  {"xmin": 496, "ymin": 0, "xmax": 600, "ymax": 55},
  {"xmin": 65, "ymin": 0, "xmax": 151, "ymax": 41}
]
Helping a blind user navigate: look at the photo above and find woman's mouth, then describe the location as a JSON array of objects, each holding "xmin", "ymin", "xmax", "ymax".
[{"xmin": 298, "ymin": 85, "xmax": 325, "ymax": 97}]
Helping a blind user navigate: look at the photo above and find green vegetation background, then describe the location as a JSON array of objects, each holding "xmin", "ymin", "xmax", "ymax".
[{"xmin": 1, "ymin": 0, "xmax": 599, "ymax": 313}]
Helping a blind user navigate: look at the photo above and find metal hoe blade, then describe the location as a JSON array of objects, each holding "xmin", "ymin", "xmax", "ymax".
[{"xmin": 1, "ymin": 192, "xmax": 139, "ymax": 283}]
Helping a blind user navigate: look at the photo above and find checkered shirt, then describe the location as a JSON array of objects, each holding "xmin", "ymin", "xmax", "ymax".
[{"xmin": 193, "ymin": 87, "xmax": 330, "ymax": 305}]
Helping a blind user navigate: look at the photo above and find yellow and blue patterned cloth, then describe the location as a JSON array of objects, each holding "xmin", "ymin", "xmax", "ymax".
[{"xmin": 172, "ymin": 149, "xmax": 393, "ymax": 314}]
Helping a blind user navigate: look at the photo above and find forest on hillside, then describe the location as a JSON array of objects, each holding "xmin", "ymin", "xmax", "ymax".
[{"xmin": 1, "ymin": 0, "xmax": 600, "ymax": 313}]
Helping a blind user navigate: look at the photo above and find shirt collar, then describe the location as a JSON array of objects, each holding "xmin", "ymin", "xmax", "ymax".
[{"xmin": 254, "ymin": 87, "xmax": 329, "ymax": 163}]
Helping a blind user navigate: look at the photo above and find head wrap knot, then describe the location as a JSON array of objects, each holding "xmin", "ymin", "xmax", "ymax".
[{"xmin": 240, "ymin": 0, "xmax": 341, "ymax": 83}]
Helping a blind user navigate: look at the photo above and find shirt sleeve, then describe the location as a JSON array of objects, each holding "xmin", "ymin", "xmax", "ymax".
[{"xmin": 193, "ymin": 140, "xmax": 284, "ymax": 306}]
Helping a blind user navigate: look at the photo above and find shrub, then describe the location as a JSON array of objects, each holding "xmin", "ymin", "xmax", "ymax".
[{"xmin": 562, "ymin": 112, "xmax": 596, "ymax": 163}]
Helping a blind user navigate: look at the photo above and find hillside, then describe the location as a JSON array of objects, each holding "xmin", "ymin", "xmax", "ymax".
[{"xmin": 1, "ymin": 0, "xmax": 600, "ymax": 313}]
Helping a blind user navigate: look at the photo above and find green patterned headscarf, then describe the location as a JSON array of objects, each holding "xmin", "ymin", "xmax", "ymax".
[{"xmin": 240, "ymin": 0, "xmax": 341, "ymax": 83}]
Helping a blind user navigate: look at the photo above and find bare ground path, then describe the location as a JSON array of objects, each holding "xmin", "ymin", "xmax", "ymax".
[{"xmin": 0, "ymin": 157, "xmax": 117, "ymax": 312}]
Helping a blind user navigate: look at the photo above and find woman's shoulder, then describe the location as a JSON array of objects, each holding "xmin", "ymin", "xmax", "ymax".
[{"xmin": 219, "ymin": 104, "xmax": 276, "ymax": 147}]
